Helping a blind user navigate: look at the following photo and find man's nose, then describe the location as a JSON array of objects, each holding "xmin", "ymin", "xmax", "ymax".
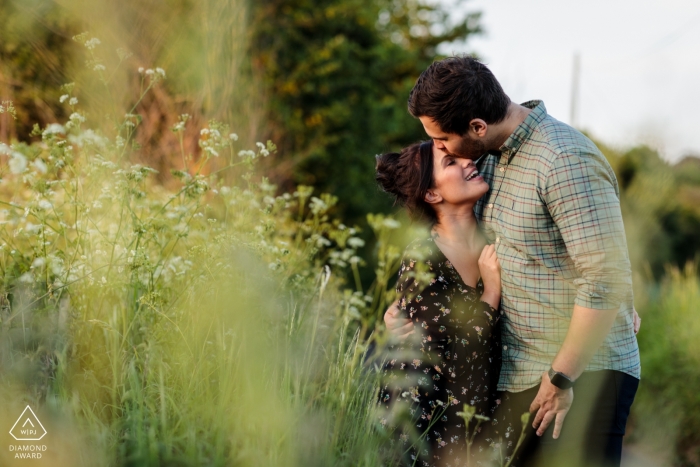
[{"xmin": 434, "ymin": 139, "xmax": 446, "ymax": 149}]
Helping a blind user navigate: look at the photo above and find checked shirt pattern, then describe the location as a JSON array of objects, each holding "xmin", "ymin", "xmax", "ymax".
[{"xmin": 474, "ymin": 101, "xmax": 641, "ymax": 392}]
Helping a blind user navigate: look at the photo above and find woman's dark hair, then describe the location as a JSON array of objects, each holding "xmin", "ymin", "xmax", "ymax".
[
  {"xmin": 375, "ymin": 140, "xmax": 437, "ymax": 225},
  {"xmin": 407, "ymin": 55, "xmax": 510, "ymax": 135}
]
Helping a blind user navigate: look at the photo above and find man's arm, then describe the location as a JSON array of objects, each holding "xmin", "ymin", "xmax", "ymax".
[
  {"xmin": 529, "ymin": 304, "xmax": 618, "ymax": 438},
  {"xmin": 530, "ymin": 147, "xmax": 634, "ymax": 439}
]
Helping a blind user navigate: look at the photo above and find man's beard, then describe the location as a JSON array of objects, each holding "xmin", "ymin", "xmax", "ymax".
[{"xmin": 450, "ymin": 137, "xmax": 486, "ymax": 160}]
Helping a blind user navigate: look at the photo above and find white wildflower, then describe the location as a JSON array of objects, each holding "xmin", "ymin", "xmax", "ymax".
[
  {"xmin": 93, "ymin": 64, "xmax": 106, "ymax": 72},
  {"xmin": 155, "ymin": 67, "xmax": 166, "ymax": 78},
  {"xmin": 0, "ymin": 142, "xmax": 11, "ymax": 156},
  {"xmin": 69, "ymin": 112, "xmax": 86, "ymax": 123},
  {"xmin": 18, "ymin": 272, "xmax": 34, "ymax": 283},
  {"xmin": 37, "ymin": 199, "xmax": 52, "ymax": 210},
  {"xmin": 43, "ymin": 123, "xmax": 65, "ymax": 136},
  {"xmin": 229, "ymin": 133, "xmax": 238, "ymax": 141},
  {"xmin": 138, "ymin": 67, "xmax": 144, "ymax": 74},
  {"xmin": 9, "ymin": 152, "xmax": 27, "ymax": 174},
  {"xmin": 200, "ymin": 128, "xmax": 210, "ymax": 136},
  {"xmin": 85, "ymin": 38, "xmax": 101, "ymax": 49},
  {"xmin": 69, "ymin": 97, "xmax": 78, "ymax": 106},
  {"xmin": 69, "ymin": 129, "xmax": 108, "ymax": 148},
  {"xmin": 145, "ymin": 69, "xmax": 155, "ymax": 77},
  {"xmin": 238, "ymin": 149, "xmax": 255, "ymax": 158},
  {"xmin": 32, "ymin": 159, "xmax": 48, "ymax": 174},
  {"xmin": 309, "ymin": 196, "xmax": 327, "ymax": 215},
  {"xmin": 59, "ymin": 94, "xmax": 69, "ymax": 103},
  {"xmin": 382, "ymin": 218, "xmax": 401, "ymax": 229},
  {"xmin": 347, "ymin": 237, "xmax": 365, "ymax": 248},
  {"xmin": 205, "ymin": 146, "xmax": 219, "ymax": 157},
  {"xmin": 31, "ymin": 257, "xmax": 46, "ymax": 268},
  {"xmin": 315, "ymin": 236, "xmax": 331, "ymax": 248}
]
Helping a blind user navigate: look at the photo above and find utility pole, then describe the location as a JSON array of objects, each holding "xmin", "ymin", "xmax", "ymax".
[{"xmin": 570, "ymin": 52, "xmax": 580, "ymax": 128}]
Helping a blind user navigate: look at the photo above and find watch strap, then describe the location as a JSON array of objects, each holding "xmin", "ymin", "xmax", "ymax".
[{"xmin": 548, "ymin": 367, "xmax": 575, "ymax": 390}]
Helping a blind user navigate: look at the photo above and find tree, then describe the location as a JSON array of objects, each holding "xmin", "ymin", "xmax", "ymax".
[{"xmin": 252, "ymin": 0, "xmax": 482, "ymax": 222}]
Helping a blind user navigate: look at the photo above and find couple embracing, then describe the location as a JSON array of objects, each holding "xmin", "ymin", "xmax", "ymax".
[{"xmin": 376, "ymin": 56, "xmax": 641, "ymax": 467}]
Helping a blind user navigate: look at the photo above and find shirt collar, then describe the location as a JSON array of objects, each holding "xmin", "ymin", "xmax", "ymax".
[{"xmin": 498, "ymin": 100, "xmax": 547, "ymax": 164}]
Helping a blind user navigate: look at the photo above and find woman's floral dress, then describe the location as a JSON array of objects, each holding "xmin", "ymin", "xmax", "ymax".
[{"xmin": 379, "ymin": 237, "xmax": 506, "ymax": 467}]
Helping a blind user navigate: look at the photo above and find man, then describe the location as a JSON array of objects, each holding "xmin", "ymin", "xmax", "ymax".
[{"xmin": 384, "ymin": 56, "xmax": 641, "ymax": 466}]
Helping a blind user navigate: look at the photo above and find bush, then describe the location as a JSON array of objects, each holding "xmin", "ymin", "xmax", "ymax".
[{"xmin": 632, "ymin": 263, "xmax": 700, "ymax": 466}]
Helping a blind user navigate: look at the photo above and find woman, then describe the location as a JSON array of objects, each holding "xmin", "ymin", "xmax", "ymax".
[{"xmin": 376, "ymin": 140, "xmax": 509, "ymax": 467}]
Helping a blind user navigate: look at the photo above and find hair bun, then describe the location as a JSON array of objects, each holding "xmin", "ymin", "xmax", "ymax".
[
  {"xmin": 375, "ymin": 152, "xmax": 404, "ymax": 201},
  {"xmin": 374, "ymin": 141, "xmax": 438, "ymax": 224}
]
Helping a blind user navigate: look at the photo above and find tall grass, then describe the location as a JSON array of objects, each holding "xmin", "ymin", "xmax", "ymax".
[{"xmin": 0, "ymin": 28, "xmax": 417, "ymax": 464}]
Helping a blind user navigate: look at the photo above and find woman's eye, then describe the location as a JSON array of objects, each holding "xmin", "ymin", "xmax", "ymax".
[{"xmin": 447, "ymin": 159, "xmax": 455, "ymax": 165}]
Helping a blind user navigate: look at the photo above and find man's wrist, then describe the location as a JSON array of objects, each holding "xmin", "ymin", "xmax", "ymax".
[{"xmin": 548, "ymin": 367, "xmax": 575, "ymax": 390}]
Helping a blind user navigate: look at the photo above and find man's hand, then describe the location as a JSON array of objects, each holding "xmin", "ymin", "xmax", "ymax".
[
  {"xmin": 384, "ymin": 300, "xmax": 414, "ymax": 341},
  {"xmin": 529, "ymin": 371, "xmax": 574, "ymax": 439},
  {"xmin": 633, "ymin": 307, "xmax": 641, "ymax": 335}
]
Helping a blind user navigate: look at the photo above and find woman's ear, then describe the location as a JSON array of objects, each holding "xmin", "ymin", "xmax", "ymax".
[{"xmin": 424, "ymin": 189, "xmax": 442, "ymax": 205}]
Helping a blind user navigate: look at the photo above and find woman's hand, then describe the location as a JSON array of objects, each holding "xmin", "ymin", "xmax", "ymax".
[{"xmin": 478, "ymin": 244, "xmax": 501, "ymax": 309}]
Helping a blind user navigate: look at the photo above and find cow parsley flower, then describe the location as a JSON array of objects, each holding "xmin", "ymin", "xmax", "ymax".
[
  {"xmin": 85, "ymin": 38, "xmax": 101, "ymax": 50},
  {"xmin": 9, "ymin": 152, "xmax": 28, "ymax": 174}
]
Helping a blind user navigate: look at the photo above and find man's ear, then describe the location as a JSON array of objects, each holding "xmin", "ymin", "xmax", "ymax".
[
  {"xmin": 424, "ymin": 189, "xmax": 442, "ymax": 205},
  {"xmin": 469, "ymin": 118, "xmax": 488, "ymax": 138}
]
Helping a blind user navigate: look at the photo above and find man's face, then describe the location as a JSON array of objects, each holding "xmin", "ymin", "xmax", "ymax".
[{"xmin": 419, "ymin": 116, "xmax": 486, "ymax": 160}]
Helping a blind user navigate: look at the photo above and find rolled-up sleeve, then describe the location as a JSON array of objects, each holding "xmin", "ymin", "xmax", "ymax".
[{"xmin": 542, "ymin": 149, "xmax": 632, "ymax": 310}]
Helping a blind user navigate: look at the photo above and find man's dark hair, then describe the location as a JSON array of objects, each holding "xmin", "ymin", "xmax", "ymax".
[{"xmin": 408, "ymin": 55, "xmax": 510, "ymax": 135}]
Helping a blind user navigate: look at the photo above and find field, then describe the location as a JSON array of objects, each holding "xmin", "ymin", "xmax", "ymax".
[{"xmin": 1, "ymin": 3, "xmax": 700, "ymax": 465}]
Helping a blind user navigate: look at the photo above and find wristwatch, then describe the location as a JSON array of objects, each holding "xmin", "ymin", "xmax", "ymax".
[{"xmin": 548, "ymin": 367, "xmax": 575, "ymax": 390}]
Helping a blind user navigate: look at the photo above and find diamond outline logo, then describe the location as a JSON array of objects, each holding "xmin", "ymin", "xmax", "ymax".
[{"xmin": 9, "ymin": 405, "xmax": 47, "ymax": 441}]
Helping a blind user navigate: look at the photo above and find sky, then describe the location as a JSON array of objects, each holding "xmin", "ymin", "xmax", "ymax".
[{"xmin": 438, "ymin": 0, "xmax": 700, "ymax": 162}]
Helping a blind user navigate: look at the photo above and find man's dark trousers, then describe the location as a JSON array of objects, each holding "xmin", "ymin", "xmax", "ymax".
[{"xmin": 499, "ymin": 370, "xmax": 639, "ymax": 467}]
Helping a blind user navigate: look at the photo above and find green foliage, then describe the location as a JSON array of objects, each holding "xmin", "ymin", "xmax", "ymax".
[
  {"xmin": 632, "ymin": 264, "xmax": 700, "ymax": 465},
  {"xmin": 599, "ymin": 142, "xmax": 700, "ymax": 277},
  {"xmin": 252, "ymin": 0, "xmax": 482, "ymax": 222}
]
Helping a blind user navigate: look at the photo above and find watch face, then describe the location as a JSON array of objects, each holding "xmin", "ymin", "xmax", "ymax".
[{"xmin": 550, "ymin": 373, "xmax": 573, "ymax": 390}]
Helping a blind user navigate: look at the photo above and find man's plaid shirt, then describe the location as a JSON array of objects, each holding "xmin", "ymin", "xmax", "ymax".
[{"xmin": 474, "ymin": 100, "xmax": 641, "ymax": 392}]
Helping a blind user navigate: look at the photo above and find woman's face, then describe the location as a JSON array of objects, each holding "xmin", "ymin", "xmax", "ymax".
[{"xmin": 428, "ymin": 145, "xmax": 489, "ymax": 206}]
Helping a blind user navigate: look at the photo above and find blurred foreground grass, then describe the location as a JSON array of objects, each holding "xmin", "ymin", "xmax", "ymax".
[{"xmin": 0, "ymin": 33, "xmax": 421, "ymax": 465}]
